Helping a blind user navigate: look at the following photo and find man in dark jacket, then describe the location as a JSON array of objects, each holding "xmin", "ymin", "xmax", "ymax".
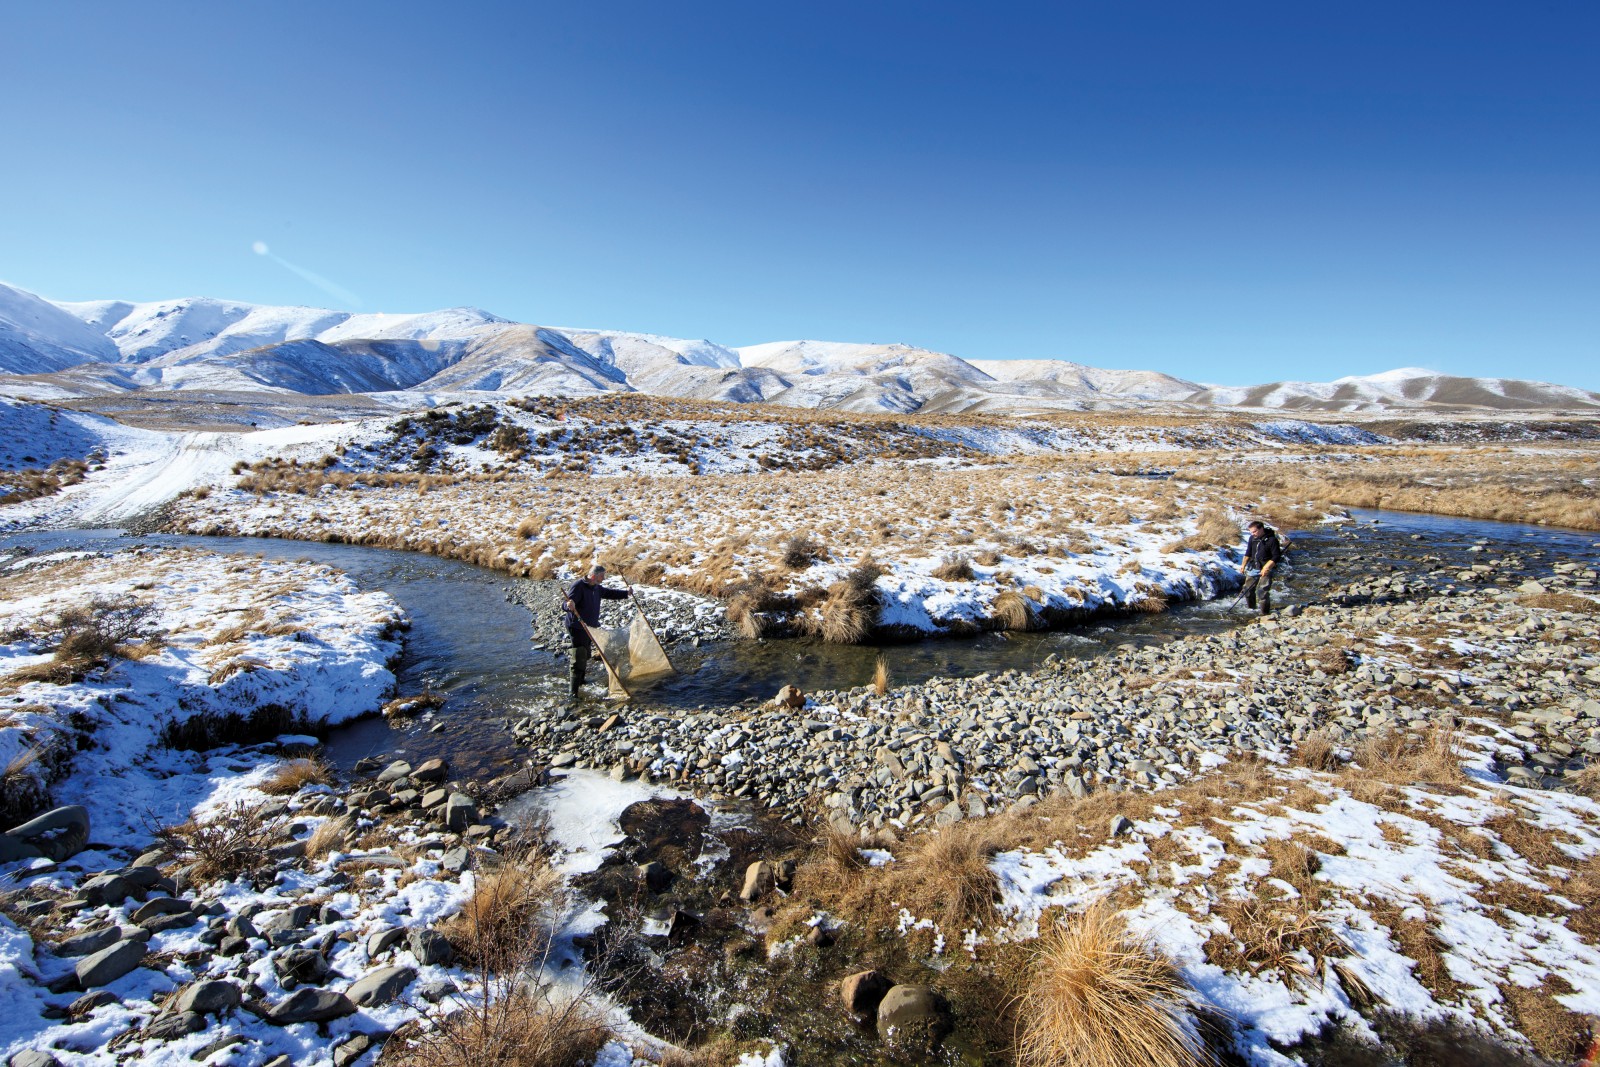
[
  {"xmin": 564, "ymin": 565, "xmax": 631, "ymax": 696},
  {"xmin": 1241, "ymin": 520, "xmax": 1282, "ymax": 615}
]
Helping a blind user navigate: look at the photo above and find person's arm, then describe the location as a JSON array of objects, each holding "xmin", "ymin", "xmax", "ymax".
[
  {"xmin": 1263, "ymin": 539, "xmax": 1281, "ymax": 573},
  {"xmin": 601, "ymin": 586, "xmax": 631, "ymax": 601}
]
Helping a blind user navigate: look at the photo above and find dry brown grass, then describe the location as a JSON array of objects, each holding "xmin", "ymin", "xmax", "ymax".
[
  {"xmin": 443, "ymin": 858, "xmax": 567, "ymax": 969},
  {"xmin": 931, "ymin": 553, "xmax": 976, "ymax": 582},
  {"xmin": 1367, "ymin": 899, "xmax": 1465, "ymax": 1002},
  {"xmin": 889, "ymin": 820, "xmax": 1002, "ymax": 929},
  {"xmin": 873, "ymin": 654, "xmax": 890, "ymax": 697},
  {"xmin": 1498, "ymin": 977, "xmax": 1594, "ymax": 1064},
  {"xmin": 1348, "ymin": 724, "xmax": 1466, "ymax": 788},
  {"xmin": 305, "ymin": 815, "xmax": 357, "ymax": 862},
  {"xmin": 1016, "ymin": 901, "xmax": 1213, "ymax": 1067},
  {"xmin": 1292, "ymin": 731, "xmax": 1343, "ymax": 773},
  {"xmin": 1518, "ymin": 591, "xmax": 1600, "ymax": 615},
  {"xmin": 159, "ymin": 801, "xmax": 286, "ymax": 885},
  {"xmin": 259, "ymin": 757, "xmax": 333, "ymax": 796},
  {"xmin": 1572, "ymin": 762, "xmax": 1600, "ymax": 799},
  {"xmin": 989, "ymin": 589, "xmax": 1036, "ymax": 632},
  {"xmin": 1206, "ymin": 893, "xmax": 1342, "ymax": 986},
  {"xmin": 389, "ymin": 985, "xmax": 611, "ymax": 1067}
]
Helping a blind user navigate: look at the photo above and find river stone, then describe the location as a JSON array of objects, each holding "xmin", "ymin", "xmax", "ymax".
[
  {"xmin": 1109, "ymin": 815, "xmax": 1133, "ymax": 838},
  {"xmin": 876, "ymin": 985, "xmax": 952, "ymax": 1054},
  {"xmin": 143, "ymin": 1009, "xmax": 206, "ymax": 1041},
  {"xmin": 334, "ymin": 1033, "xmax": 377, "ymax": 1067},
  {"xmin": 376, "ymin": 760, "xmax": 413, "ymax": 784},
  {"xmin": 367, "ymin": 927, "xmax": 406, "ymax": 958},
  {"xmin": 441, "ymin": 846, "xmax": 470, "ymax": 874},
  {"xmin": 262, "ymin": 987, "xmax": 355, "ymax": 1025},
  {"xmin": 739, "ymin": 861, "xmax": 773, "ymax": 903},
  {"xmin": 618, "ymin": 797, "xmax": 709, "ymax": 857},
  {"xmin": 8, "ymin": 1052, "xmax": 60, "ymax": 1067},
  {"xmin": 640, "ymin": 861, "xmax": 672, "ymax": 893},
  {"xmin": 69, "ymin": 990, "xmax": 119, "ymax": 1015},
  {"xmin": 841, "ymin": 969, "xmax": 893, "ymax": 1017},
  {"xmin": 75, "ymin": 939, "xmax": 146, "ymax": 987},
  {"xmin": 176, "ymin": 979, "xmax": 242, "ymax": 1015},
  {"xmin": 78, "ymin": 875, "xmax": 134, "ymax": 906},
  {"xmin": 275, "ymin": 948, "xmax": 332, "ymax": 986},
  {"xmin": 775, "ymin": 685, "xmax": 805, "ymax": 709},
  {"xmin": 443, "ymin": 794, "xmax": 477, "ymax": 832},
  {"xmin": 407, "ymin": 928, "xmax": 456, "ymax": 966},
  {"xmin": 347, "ymin": 965, "xmax": 416, "ymax": 1008},
  {"xmin": 55, "ymin": 926, "xmax": 123, "ymax": 958},
  {"xmin": 131, "ymin": 897, "xmax": 191, "ymax": 925},
  {"xmin": 412, "ymin": 758, "xmax": 448, "ymax": 783}
]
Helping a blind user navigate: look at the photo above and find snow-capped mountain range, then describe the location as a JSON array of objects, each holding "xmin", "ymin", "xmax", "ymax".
[{"xmin": 2, "ymin": 281, "xmax": 1596, "ymax": 414}]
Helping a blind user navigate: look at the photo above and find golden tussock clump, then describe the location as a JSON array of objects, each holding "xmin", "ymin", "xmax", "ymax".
[
  {"xmin": 1016, "ymin": 901, "xmax": 1213, "ymax": 1067},
  {"xmin": 259, "ymin": 757, "xmax": 333, "ymax": 796}
]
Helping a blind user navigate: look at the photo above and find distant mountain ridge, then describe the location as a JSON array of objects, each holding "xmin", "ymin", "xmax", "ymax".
[{"xmin": 2, "ymin": 281, "xmax": 1596, "ymax": 414}]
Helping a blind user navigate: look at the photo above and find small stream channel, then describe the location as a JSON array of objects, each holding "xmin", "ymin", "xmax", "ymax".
[{"xmin": 5, "ymin": 511, "xmax": 1598, "ymax": 783}]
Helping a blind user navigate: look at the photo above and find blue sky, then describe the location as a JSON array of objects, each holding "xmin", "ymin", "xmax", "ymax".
[{"xmin": 3, "ymin": 2, "xmax": 1596, "ymax": 387}]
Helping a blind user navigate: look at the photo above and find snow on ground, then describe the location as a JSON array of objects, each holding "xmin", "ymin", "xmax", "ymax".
[
  {"xmin": 0, "ymin": 546, "xmax": 404, "ymax": 844},
  {"xmin": 983, "ymin": 760, "xmax": 1600, "ymax": 1065}
]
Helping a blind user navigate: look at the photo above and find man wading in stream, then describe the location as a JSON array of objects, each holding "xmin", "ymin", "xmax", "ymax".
[
  {"xmin": 1241, "ymin": 520, "xmax": 1283, "ymax": 615},
  {"xmin": 564, "ymin": 564, "xmax": 631, "ymax": 697}
]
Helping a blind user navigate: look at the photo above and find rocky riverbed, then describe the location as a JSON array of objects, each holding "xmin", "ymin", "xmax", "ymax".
[{"xmin": 502, "ymin": 557, "xmax": 1600, "ymax": 828}]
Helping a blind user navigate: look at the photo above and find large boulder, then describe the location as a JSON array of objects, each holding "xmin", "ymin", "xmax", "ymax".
[
  {"xmin": 876, "ymin": 985, "xmax": 952, "ymax": 1056},
  {"xmin": 739, "ymin": 861, "xmax": 774, "ymax": 903},
  {"xmin": 175, "ymin": 979, "xmax": 242, "ymax": 1015},
  {"xmin": 261, "ymin": 987, "xmax": 355, "ymax": 1025},
  {"xmin": 75, "ymin": 939, "xmax": 146, "ymax": 988},
  {"xmin": 1, "ymin": 806, "xmax": 90, "ymax": 862}
]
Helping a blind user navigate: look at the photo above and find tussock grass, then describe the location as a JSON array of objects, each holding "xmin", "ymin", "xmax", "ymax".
[
  {"xmin": 892, "ymin": 821, "xmax": 1001, "ymax": 929},
  {"xmin": 988, "ymin": 589, "xmax": 1036, "ymax": 632},
  {"xmin": 1016, "ymin": 901, "xmax": 1213, "ymax": 1067},
  {"xmin": 260, "ymin": 757, "xmax": 332, "ymax": 796},
  {"xmin": 443, "ymin": 857, "xmax": 568, "ymax": 970},
  {"xmin": 873, "ymin": 654, "xmax": 890, "ymax": 696},
  {"xmin": 390, "ymin": 986, "xmax": 611, "ymax": 1067},
  {"xmin": 1292, "ymin": 731, "xmax": 1343, "ymax": 773},
  {"xmin": 931, "ymin": 553, "xmax": 975, "ymax": 582},
  {"xmin": 1519, "ymin": 591, "xmax": 1600, "ymax": 615},
  {"xmin": 305, "ymin": 815, "xmax": 356, "ymax": 861}
]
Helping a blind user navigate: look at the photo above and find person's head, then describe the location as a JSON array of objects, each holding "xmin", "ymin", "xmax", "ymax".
[
  {"xmin": 1247, "ymin": 521, "xmax": 1266, "ymax": 535},
  {"xmin": 587, "ymin": 565, "xmax": 606, "ymax": 584}
]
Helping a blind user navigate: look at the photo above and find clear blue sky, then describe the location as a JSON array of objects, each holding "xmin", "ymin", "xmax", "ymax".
[{"xmin": 3, "ymin": 2, "xmax": 1596, "ymax": 387}]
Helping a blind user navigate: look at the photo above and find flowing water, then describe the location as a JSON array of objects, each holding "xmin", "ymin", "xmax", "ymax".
[{"xmin": 5, "ymin": 510, "xmax": 1598, "ymax": 782}]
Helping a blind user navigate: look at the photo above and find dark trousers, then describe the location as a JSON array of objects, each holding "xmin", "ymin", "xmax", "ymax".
[
  {"xmin": 1244, "ymin": 570, "xmax": 1273, "ymax": 614},
  {"xmin": 569, "ymin": 629, "xmax": 591, "ymax": 694}
]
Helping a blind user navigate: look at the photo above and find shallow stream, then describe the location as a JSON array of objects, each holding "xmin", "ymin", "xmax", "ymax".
[{"xmin": 5, "ymin": 510, "xmax": 1598, "ymax": 782}]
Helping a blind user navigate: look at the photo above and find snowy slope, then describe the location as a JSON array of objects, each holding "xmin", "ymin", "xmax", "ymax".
[{"xmin": 0, "ymin": 283, "xmax": 120, "ymax": 374}]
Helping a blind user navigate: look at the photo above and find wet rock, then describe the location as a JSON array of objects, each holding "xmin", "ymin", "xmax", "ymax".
[
  {"xmin": 619, "ymin": 797, "xmax": 709, "ymax": 857},
  {"xmin": 75, "ymin": 938, "xmax": 146, "ymax": 987},
  {"xmin": 876, "ymin": 985, "xmax": 952, "ymax": 1054},
  {"xmin": 376, "ymin": 760, "xmax": 413, "ymax": 784},
  {"xmin": 261, "ymin": 987, "xmax": 355, "ymax": 1025},
  {"xmin": 639, "ymin": 860, "xmax": 672, "ymax": 893},
  {"xmin": 412, "ymin": 758, "xmax": 448, "ymax": 783},
  {"xmin": 347, "ymin": 965, "xmax": 416, "ymax": 1008},
  {"xmin": 841, "ymin": 969, "xmax": 893, "ymax": 1017}
]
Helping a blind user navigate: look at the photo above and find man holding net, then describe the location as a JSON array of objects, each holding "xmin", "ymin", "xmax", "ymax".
[{"xmin": 564, "ymin": 564, "xmax": 632, "ymax": 697}]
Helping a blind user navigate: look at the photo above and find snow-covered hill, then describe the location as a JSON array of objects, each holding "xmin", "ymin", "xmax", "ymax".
[{"xmin": 3, "ymin": 281, "xmax": 1597, "ymax": 414}]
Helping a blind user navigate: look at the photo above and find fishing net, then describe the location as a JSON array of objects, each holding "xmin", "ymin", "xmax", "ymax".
[{"xmin": 587, "ymin": 612, "xmax": 675, "ymax": 699}]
